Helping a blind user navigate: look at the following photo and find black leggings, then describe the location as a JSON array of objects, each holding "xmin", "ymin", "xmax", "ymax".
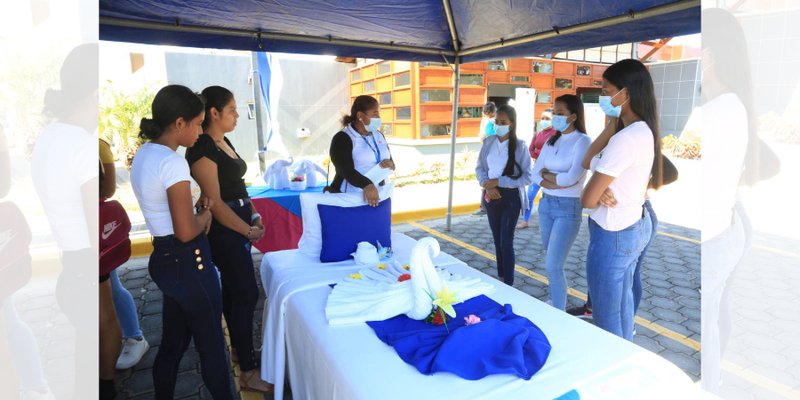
[
  {"xmin": 149, "ymin": 234, "xmax": 233, "ymax": 400},
  {"xmin": 207, "ymin": 203, "xmax": 260, "ymax": 371}
]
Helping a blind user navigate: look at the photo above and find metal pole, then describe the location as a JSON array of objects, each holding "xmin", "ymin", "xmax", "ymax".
[
  {"xmin": 445, "ymin": 59, "xmax": 460, "ymax": 231},
  {"xmin": 251, "ymin": 52, "xmax": 266, "ymax": 175},
  {"xmin": 100, "ymin": 16, "xmax": 455, "ymax": 58}
]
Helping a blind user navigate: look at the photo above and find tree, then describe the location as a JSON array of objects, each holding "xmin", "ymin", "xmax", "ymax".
[{"xmin": 99, "ymin": 82, "xmax": 157, "ymax": 168}]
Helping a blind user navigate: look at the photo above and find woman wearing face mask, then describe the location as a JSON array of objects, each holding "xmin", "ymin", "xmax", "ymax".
[
  {"xmin": 531, "ymin": 95, "xmax": 591, "ymax": 310},
  {"xmin": 185, "ymin": 86, "xmax": 272, "ymax": 393},
  {"xmin": 518, "ymin": 108, "xmax": 556, "ymax": 229},
  {"xmin": 327, "ymin": 95, "xmax": 395, "ymax": 206},
  {"xmin": 476, "ymin": 104, "xmax": 533, "ymax": 286},
  {"xmin": 580, "ymin": 59, "xmax": 662, "ymax": 341},
  {"xmin": 130, "ymin": 85, "xmax": 234, "ymax": 399}
]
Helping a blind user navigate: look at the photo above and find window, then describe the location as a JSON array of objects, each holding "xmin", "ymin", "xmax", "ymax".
[
  {"xmin": 379, "ymin": 92, "xmax": 392, "ymax": 105},
  {"xmin": 421, "ymin": 89, "xmax": 450, "ymax": 102},
  {"xmin": 382, "ymin": 123, "xmax": 393, "ymax": 136},
  {"xmin": 363, "ymin": 80, "xmax": 375, "ymax": 92},
  {"xmin": 488, "ymin": 60, "xmax": 507, "ymax": 71},
  {"xmin": 585, "ymin": 48, "xmax": 602, "ymax": 63},
  {"xmin": 581, "ymin": 92, "xmax": 600, "ymax": 104},
  {"xmin": 378, "ymin": 62, "xmax": 391, "ymax": 75},
  {"xmin": 458, "ymin": 106, "xmax": 482, "ymax": 118},
  {"xmin": 420, "ymin": 61, "xmax": 449, "ymax": 67},
  {"xmin": 577, "ymin": 65, "xmax": 591, "ymax": 76},
  {"xmin": 351, "ymin": 70, "xmax": 361, "ymax": 81},
  {"xmin": 247, "ymin": 102, "xmax": 256, "ymax": 119},
  {"xmin": 533, "ymin": 62, "xmax": 552, "ymax": 73},
  {"xmin": 395, "ymin": 72, "xmax": 410, "ymax": 86},
  {"xmin": 129, "ymin": 53, "xmax": 144, "ymax": 73},
  {"xmin": 421, "ymin": 124, "xmax": 450, "ymax": 137},
  {"xmin": 511, "ymin": 75, "xmax": 529, "ymax": 82},
  {"xmin": 555, "ymin": 78, "xmax": 573, "ymax": 90},
  {"xmin": 396, "ymin": 107, "xmax": 411, "ymax": 120},
  {"xmin": 460, "ymin": 73, "xmax": 483, "ymax": 86},
  {"xmin": 536, "ymin": 91, "xmax": 552, "ymax": 104}
]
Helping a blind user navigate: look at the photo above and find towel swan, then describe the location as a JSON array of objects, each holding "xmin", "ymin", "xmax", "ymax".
[{"xmin": 325, "ymin": 237, "xmax": 494, "ymax": 325}]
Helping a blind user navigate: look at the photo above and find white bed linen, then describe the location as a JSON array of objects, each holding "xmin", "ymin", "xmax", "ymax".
[
  {"xmin": 261, "ymin": 233, "xmax": 702, "ymax": 399},
  {"xmin": 260, "ymin": 233, "xmax": 464, "ymax": 398}
]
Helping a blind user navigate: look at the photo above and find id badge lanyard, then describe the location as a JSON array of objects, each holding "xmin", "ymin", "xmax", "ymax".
[{"xmin": 361, "ymin": 134, "xmax": 381, "ymax": 165}]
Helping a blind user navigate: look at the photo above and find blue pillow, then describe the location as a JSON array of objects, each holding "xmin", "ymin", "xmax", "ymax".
[{"xmin": 318, "ymin": 198, "xmax": 392, "ymax": 263}]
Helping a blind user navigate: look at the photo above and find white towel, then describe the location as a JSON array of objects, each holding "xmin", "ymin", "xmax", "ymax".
[{"xmin": 263, "ymin": 158, "xmax": 293, "ymax": 189}]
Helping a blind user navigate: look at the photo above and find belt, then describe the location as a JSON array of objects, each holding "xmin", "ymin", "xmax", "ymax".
[{"xmin": 226, "ymin": 198, "xmax": 251, "ymax": 207}]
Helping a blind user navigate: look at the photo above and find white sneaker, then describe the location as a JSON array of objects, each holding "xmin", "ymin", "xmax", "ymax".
[
  {"xmin": 116, "ymin": 337, "xmax": 150, "ymax": 369},
  {"xmin": 21, "ymin": 389, "xmax": 55, "ymax": 400}
]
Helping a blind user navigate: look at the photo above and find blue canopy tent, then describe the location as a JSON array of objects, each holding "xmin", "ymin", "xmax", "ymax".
[{"xmin": 100, "ymin": 0, "xmax": 700, "ymax": 229}]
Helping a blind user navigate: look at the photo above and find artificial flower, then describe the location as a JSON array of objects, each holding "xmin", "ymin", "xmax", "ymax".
[
  {"xmin": 377, "ymin": 263, "xmax": 386, "ymax": 270},
  {"xmin": 349, "ymin": 273, "xmax": 362, "ymax": 280},
  {"xmin": 397, "ymin": 274, "xmax": 411, "ymax": 282},
  {"xmin": 464, "ymin": 314, "xmax": 481, "ymax": 325},
  {"xmin": 432, "ymin": 285, "xmax": 458, "ymax": 318},
  {"xmin": 402, "ymin": 264, "xmax": 410, "ymax": 270}
]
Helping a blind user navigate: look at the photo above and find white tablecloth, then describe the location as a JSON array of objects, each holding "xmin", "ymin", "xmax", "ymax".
[{"xmin": 260, "ymin": 233, "xmax": 702, "ymax": 400}]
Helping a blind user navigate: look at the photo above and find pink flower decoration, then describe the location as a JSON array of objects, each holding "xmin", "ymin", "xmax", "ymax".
[{"xmin": 464, "ymin": 314, "xmax": 481, "ymax": 325}]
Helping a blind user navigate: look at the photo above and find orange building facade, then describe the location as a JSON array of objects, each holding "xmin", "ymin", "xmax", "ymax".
[{"xmin": 349, "ymin": 57, "xmax": 611, "ymax": 141}]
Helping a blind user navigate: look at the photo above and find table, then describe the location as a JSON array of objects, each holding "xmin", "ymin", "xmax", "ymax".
[
  {"xmin": 246, "ymin": 185, "xmax": 324, "ymax": 253},
  {"xmin": 259, "ymin": 233, "xmax": 706, "ymax": 400}
]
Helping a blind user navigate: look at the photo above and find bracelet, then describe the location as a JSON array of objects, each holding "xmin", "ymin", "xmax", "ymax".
[{"xmin": 250, "ymin": 213, "xmax": 262, "ymax": 222}]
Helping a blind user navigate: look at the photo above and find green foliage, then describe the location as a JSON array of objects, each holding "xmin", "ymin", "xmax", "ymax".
[{"xmin": 99, "ymin": 81, "xmax": 157, "ymax": 168}]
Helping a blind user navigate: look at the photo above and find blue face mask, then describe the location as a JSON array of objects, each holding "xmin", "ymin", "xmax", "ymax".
[
  {"xmin": 599, "ymin": 88, "xmax": 627, "ymax": 118},
  {"xmin": 551, "ymin": 115, "xmax": 570, "ymax": 132},
  {"xmin": 537, "ymin": 120, "xmax": 551, "ymax": 131},
  {"xmin": 495, "ymin": 125, "xmax": 510, "ymax": 137},
  {"xmin": 365, "ymin": 117, "xmax": 382, "ymax": 133}
]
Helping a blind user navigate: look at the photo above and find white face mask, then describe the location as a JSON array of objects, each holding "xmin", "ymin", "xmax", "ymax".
[
  {"xmin": 495, "ymin": 125, "xmax": 510, "ymax": 137},
  {"xmin": 365, "ymin": 117, "xmax": 382, "ymax": 133}
]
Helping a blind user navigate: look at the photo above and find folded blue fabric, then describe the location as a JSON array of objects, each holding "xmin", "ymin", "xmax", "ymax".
[
  {"xmin": 318, "ymin": 198, "xmax": 392, "ymax": 263},
  {"xmin": 367, "ymin": 295, "xmax": 551, "ymax": 380}
]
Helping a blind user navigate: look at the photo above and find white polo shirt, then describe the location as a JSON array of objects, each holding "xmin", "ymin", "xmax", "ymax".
[
  {"xmin": 589, "ymin": 121, "xmax": 654, "ymax": 231},
  {"xmin": 130, "ymin": 142, "xmax": 201, "ymax": 237}
]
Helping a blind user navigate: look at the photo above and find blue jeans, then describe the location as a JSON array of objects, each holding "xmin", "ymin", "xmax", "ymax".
[
  {"xmin": 585, "ymin": 200, "xmax": 658, "ymax": 314},
  {"xmin": 538, "ymin": 194, "xmax": 582, "ymax": 310},
  {"xmin": 485, "ymin": 187, "xmax": 522, "ymax": 285},
  {"xmin": 109, "ymin": 269, "xmax": 143, "ymax": 339},
  {"xmin": 586, "ymin": 209, "xmax": 652, "ymax": 341},
  {"xmin": 207, "ymin": 203, "xmax": 260, "ymax": 372},
  {"xmin": 149, "ymin": 233, "xmax": 233, "ymax": 400},
  {"xmin": 522, "ymin": 183, "xmax": 541, "ymax": 222}
]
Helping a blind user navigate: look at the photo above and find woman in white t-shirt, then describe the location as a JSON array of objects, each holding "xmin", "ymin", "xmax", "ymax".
[
  {"xmin": 580, "ymin": 59, "xmax": 662, "ymax": 341},
  {"xmin": 130, "ymin": 85, "xmax": 234, "ymax": 399},
  {"xmin": 531, "ymin": 94, "xmax": 591, "ymax": 310}
]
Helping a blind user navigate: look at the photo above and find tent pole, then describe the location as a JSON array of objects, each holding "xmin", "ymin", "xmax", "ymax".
[
  {"xmin": 445, "ymin": 59, "xmax": 460, "ymax": 231},
  {"xmin": 251, "ymin": 52, "xmax": 267, "ymax": 175}
]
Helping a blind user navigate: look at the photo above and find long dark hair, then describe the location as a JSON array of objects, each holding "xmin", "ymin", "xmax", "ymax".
[
  {"xmin": 496, "ymin": 104, "xmax": 522, "ymax": 179},
  {"xmin": 139, "ymin": 85, "xmax": 205, "ymax": 141},
  {"xmin": 201, "ymin": 86, "xmax": 234, "ymax": 131},
  {"xmin": 603, "ymin": 59, "xmax": 664, "ymax": 189},
  {"xmin": 548, "ymin": 94, "xmax": 587, "ymax": 146},
  {"xmin": 703, "ymin": 8, "xmax": 759, "ymax": 186},
  {"xmin": 341, "ymin": 95, "xmax": 379, "ymax": 127}
]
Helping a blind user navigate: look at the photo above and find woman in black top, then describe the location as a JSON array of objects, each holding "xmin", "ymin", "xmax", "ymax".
[
  {"xmin": 326, "ymin": 95, "xmax": 394, "ymax": 206},
  {"xmin": 185, "ymin": 86, "xmax": 272, "ymax": 394}
]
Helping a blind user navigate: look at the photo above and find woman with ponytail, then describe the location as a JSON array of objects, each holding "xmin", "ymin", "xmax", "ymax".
[
  {"xmin": 531, "ymin": 95, "xmax": 591, "ymax": 310},
  {"xmin": 185, "ymin": 86, "xmax": 272, "ymax": 394},
  {"xmin": 580, "ymin": 59, "xmax": 661, "ymax": 341},
  {"xmin": 327, "ymin": 95, "xmax": 395, "ymax": 206},
  {"xmin": 130, "ymin": 85, "xmax": 234, "ymax": 399},
  {"xmin": 475, "ymin": 104, "xmax": 532, "ymax": 285}
]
